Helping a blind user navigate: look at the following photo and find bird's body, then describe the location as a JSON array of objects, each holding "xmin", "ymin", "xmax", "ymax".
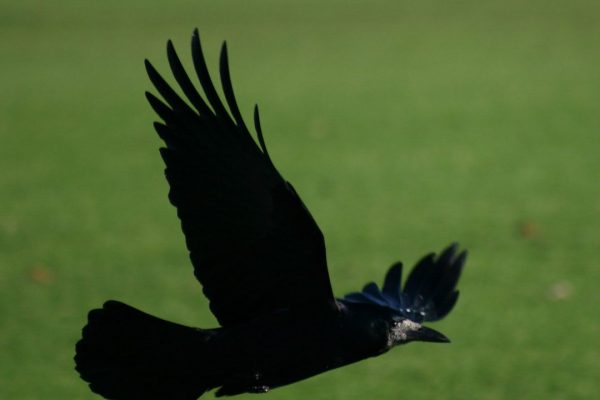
[
  {"xmin": 79, "ymin": 300, "xmax": 404, "ymax": 398},
  {"xmin": 75, "ymin": 30, "xmax": 467, "ymax": 399},
  {"xmin": 206, "ymin": 301, "xmax": 398, "ymax": 395}
]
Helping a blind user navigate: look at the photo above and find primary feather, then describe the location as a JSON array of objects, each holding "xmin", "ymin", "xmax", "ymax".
[
  {"xmin": 144, "ymin": 29, "xmax": 336, "ymax": 326},
  {"xmin": 344, "ymin": 243, "xmax": 466, "ymax": 322}
]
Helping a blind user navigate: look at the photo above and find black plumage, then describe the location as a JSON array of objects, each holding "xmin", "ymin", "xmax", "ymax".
[
  {"xmin": 75, "ymin": 30, "xmax": 467, "ymax": 399},
  {"xmin": 345, "ymin": 243, "xmax": 466, "ymax": 323}
]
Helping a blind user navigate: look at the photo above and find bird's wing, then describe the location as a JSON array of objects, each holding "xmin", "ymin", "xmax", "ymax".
[
  {"xmin": 344, "ymin": 243, "xmax": 466, "ymax": 322},
  {"xmin": 145, "ymin": 30, "xmax": 336, "ymax": 326}
]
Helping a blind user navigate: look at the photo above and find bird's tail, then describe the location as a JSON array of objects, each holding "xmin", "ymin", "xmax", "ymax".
[{"xmin": 75, "ymin": 300, "xmax": 216, "ymax": 400}]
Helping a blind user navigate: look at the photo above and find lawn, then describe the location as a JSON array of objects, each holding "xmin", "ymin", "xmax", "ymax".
[{"xmin": 1, "ymin": 0, "xmax": 599, "ymax": 399}]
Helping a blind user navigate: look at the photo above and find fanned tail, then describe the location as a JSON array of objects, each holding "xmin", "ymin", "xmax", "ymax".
[{"xmin": 75, "ymin": 300, "xmax": 217, "ymax": 400}]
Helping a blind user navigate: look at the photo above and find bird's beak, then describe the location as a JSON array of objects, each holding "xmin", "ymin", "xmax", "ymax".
[{"xmin": 409, "ymin": 326, "xmax": 450, "ymax": 343}]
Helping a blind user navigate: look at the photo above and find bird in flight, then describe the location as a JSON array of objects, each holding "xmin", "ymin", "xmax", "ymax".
[{"xmin": 75, "ymin": 29, "xmax": 467, "ymax": 400}]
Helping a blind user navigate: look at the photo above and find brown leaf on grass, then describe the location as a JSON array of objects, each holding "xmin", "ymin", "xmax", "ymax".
[
  {"xmin": 28, "ymin": 264, "xmax": 55, "ymax": 285},
  {"xmin": 517, "ymin": 220, "xmax": 540, "ymax": 239}
]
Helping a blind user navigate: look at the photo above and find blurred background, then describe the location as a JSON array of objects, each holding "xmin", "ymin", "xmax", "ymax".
[{"xmin": 1, "ymin": 0, "xmax": 599, "ymax": 398}]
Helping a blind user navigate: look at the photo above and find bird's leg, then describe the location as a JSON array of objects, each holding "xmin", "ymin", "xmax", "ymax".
[{"xmin": 249, "ymin": 371, "xmax": 270, "ymax": 393}]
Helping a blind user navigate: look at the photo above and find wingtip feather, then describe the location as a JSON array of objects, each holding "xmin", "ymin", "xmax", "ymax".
[
  {"xmin": 382, "ymin": 262, "xmax": 402, "ymax": 299},
  {"xmin": 344, "ymin": 243, "xmax": 467, "ymax": 323}
]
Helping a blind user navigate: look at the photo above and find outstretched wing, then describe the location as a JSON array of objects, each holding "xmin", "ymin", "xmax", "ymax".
[
  {"xmin": 145, "ymin": 30, "xmax": 336, "ymax": 326},
  {"xmin": 344, "ymin": 243, "xmax": 466, "ymax": 323}
]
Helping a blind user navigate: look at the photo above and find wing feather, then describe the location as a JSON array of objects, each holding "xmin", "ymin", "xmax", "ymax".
[
  {"xmin": 166, "ymin": 40, "xmax": 213, "ymax": 116},
  {"xmin": 191, "ymin": 30, "xmax": 230, "ymax": 120},
  {"xmin": 344, "ymin": 244, "xmax": 466, "ymax": 322},
  {"xmin": 219, "ymin": 42, "xmax": 249, "ymax": 134},
  {"xmin": 146, "ymin": 31, "xmax": 336, "ymax": 326}
]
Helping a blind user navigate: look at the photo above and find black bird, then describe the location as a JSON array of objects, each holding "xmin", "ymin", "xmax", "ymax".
[{"xmin": 75, "ymin": 30, "xmax": 467, "ymax": 400}]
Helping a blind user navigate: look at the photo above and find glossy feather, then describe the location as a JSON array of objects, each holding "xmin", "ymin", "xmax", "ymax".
[{"xmin": 344, "ymin": 243, "xmax": 467, "ymax": 322}]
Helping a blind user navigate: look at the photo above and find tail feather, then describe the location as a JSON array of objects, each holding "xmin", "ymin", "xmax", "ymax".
[{"xmin": 75, "ymin": 300, "xmax": 216, "ymax": 400}]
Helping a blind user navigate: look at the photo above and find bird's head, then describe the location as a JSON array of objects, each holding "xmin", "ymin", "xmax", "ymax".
[{"xmin": 389, "ymin": 316, "xmax": 450, "ymax": 346}]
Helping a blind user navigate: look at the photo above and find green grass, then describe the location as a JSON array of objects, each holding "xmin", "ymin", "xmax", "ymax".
[{"xmin": 1, "ymin": 0, "xmax": 599, "ymax": 398}]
